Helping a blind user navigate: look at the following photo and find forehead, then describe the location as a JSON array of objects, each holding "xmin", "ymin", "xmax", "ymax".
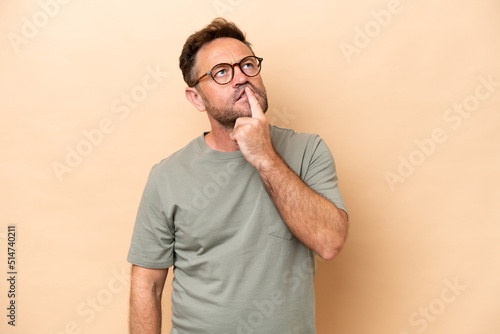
[{"xmin": 196, "ymin": 37, "xmax": 254, "ymax": 69}]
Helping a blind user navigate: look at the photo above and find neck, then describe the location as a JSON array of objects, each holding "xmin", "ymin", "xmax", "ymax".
[{"xmin": 204, "ymin": 120, "xmax": 239, "ymax": 152}]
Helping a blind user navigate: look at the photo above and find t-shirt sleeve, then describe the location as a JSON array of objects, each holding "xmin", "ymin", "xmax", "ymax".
[
  {"xmin": 127, "ymin": 168, "xmax": 175, "ymax": 269},
  {"xmin": 303, "ymin": 136, "xmax": 347, "ymax": 214}
]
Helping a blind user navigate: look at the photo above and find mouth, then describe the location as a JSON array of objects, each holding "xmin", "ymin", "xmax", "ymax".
[
  {"xmin": 236, "ymin": 90, "xmax": 247, "ymax": 102},
  {"xmin": 237, "ymin": 92, "xmax": 247, "ymax": 102}
]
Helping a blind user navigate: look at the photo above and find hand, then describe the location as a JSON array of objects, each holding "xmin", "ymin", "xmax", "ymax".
[{"xmin": 230, "ymin": 87, "xmax": 277, "ymax": 170}]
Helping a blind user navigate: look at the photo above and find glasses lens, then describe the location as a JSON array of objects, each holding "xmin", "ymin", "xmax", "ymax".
[
  {"xmin": 240, "ymin": 57, "xmax": 261, "ymax": 77},
  {"xmin": 211, "ymin": 64, "xmax": 232, "ymax": 85},
  {"xmin": 209, "ymin": 57, "xmax": 262, "ymax": 85}
]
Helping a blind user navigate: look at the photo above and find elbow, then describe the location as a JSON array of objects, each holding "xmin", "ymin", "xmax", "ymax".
[
  {"xmin": 318, "ymin": 250, "xmax": 337, "ymax": 261},
  {"xmin": 320, "ymin": 210, "xmax": 349, "ymax": 261},
  {"xmin": 318, "ymin": 237, "xmax": 346, "ymax": 261}
]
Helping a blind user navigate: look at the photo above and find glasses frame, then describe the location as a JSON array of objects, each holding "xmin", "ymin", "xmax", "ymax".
[{"xmin": 190, "ymin": 55, "xmax": 263, "ymax": 87}]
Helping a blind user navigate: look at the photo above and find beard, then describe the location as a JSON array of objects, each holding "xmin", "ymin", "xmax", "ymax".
[{"xmin": 200, "ymin": 84, "xmax": 269, "ymax": 128}]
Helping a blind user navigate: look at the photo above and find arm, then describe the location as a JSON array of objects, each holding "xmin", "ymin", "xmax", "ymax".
[
  {"xmin": 258, "ymin": 154, "xmax": 348, "ymax": 260},
  {"xmin": 129, "ymin": 265, "xmax": 168, "ymax": 334},
  {"xmin": 230, "ymin": 87, "xmax": 349, "ymax": 260}
]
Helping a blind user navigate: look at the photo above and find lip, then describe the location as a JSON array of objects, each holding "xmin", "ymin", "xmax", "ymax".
[
  {"xmin": 237, "ymin": 92, "xmax": 247, "ymax": 101},
  {"xmin": 236, "ymin": 86, "xmax": 256, "ymax": 102},
  {"xmin": 235, "ymin": 89, "xmax": 247, "ymax": 102}
]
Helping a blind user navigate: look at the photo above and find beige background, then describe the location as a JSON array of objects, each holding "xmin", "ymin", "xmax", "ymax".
[{"xmin": 1, "ymin": 0, "xmax": 499, "ymax": 333}]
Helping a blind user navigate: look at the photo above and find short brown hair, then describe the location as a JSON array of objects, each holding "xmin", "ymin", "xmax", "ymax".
[{"xmin": 179, "ymin": 18, "xmax": 253, "ymax": 87}]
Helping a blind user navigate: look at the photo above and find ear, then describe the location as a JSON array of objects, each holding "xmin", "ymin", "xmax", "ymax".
[{"xmin": 185, "ymin": 87, "xmax": 206, "ymax": 112}]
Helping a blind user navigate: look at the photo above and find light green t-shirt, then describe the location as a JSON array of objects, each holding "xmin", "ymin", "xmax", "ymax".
[{"xmin": 127, "ymin": 125, "xmax": 346, "ymax": 334}]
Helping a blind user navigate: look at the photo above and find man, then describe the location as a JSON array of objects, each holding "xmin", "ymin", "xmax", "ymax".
[{"xmin": 128, "ymin": 18, "xmax": 348, "ymax": 334}]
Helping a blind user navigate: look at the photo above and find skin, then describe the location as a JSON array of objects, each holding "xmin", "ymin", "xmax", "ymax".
[
  {"xmin": 129, "ymin": 266, "xmax": 167, "ymax": 334},
  {"xmin": 129, "ymin": 37, "xmax": 349, "ymax": 333}
]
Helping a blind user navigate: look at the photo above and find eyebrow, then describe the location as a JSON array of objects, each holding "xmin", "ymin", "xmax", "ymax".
[{"xmin": 206, "ymin": 53, "xmax": 255, "ymax": 68}]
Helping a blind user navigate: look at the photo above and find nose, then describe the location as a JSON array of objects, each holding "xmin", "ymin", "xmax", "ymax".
[{"xmin": 231, "ymin": 64, "xmax": 248, "ymax": 87}]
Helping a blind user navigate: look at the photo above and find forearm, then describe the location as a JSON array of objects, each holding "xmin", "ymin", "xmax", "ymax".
[
  {"xmin": 259, "ymin": 155, "xmax": 348, "ymax": 260},
  {"xmin": 130, "ymin": 285, "xmax": 162, "ymax": 334},
  {"xmin": 129, "ymin": 266, "xmax": 166, "ymax": 334}
]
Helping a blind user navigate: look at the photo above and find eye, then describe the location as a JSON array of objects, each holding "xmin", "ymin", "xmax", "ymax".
[
  {"xmin": 212, "ymin": 64, "xmax": 231, "ymax": 79},
  {"xmin": 214, "ymin": 68, "xmax": 227, "ymax": 77},
  {"xmin": 242, "ymin": 61, "xmax": 256, "ymax": 69}
]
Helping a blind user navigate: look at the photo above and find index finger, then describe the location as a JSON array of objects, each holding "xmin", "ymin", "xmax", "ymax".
[{"xmin": 245, "ymin": 87, "xmax": 264, "ymax": 119}]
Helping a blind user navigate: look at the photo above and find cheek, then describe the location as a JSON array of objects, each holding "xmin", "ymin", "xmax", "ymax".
[
  {"xmin": 202, "ymin": 87, "xmax": 226, "ymax": 106},
  {"xmin": 213, "ymin": 89, "xmax": 234, "ymax": 105},
  {"xmin": 210, "ymin": 93, "xmax": 230, "ymax": 106},
  {"xmin": 252, "ymin": 77, "xmax": 266, "ymax": 93}
]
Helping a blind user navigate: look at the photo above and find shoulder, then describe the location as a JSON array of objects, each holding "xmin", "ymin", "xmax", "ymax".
[
  {"xmin": 270, "ymin": 125, "xmax": 323, "ymax": 151},
  {"xmin": 149, "ymin": 135, "xmax": 201, "ymax": 177},
  {"xmin": 270, "ymin": 126, "xmax": 333, "ymax": 176}
]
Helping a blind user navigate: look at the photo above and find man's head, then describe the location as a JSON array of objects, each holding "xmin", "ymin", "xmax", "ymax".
[
  {"xmin": 180, "ymin": 18, "xmax": 268, "ymax": 129},
  {"xmin": 180, "ymin": 18, "xmax": 253, "ymax": 87}
]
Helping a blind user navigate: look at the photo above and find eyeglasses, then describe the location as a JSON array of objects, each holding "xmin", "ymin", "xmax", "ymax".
[{"xmin": 190, "ymin": 55, "xmax": 263, "ymax": 87}]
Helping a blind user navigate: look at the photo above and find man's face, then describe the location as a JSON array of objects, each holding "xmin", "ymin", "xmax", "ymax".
[{"xmin": 193, "ymin": 37, "xmax": 268, "ymax": 128}]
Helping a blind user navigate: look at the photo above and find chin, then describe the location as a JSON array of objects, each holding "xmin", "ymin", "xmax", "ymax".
[
  {"xmin": 207, "ymin": 104, "xmax": 253, "ymax": 128},
  {"xmin": 231, "ymin": 103, "xmax": 251, "ymax": 116},
  {"xmin": 237, "ymin": 109, "xmax": 252, "ymax": 119}
]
